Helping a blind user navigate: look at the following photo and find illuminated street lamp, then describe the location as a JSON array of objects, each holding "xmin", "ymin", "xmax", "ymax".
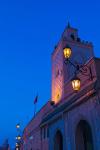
[
  {"xmin": 16, "ymin": 143, "xmax": 19, "ymax": 147},
  {"xmin": 16, "ymin": 135, "xmax": 21, "ymax": 140},
  {"xmin": 16, "ymin": 142, "xmax": 20, "ymax": 150},
  {"xmin": 63, "ymin": 45, "xmax": 93, "ymax": 91},
  {"xmin": 63, "ymin": 45, "xmax": 72, "ymax": 59},
  {"xmin": 71, "ymin": 76, "xmax": 81, "ymax": 91},
  {"xmin": 17, "ymin": 135, "xmax": 21, "ymax": 140},
  {"xmin": 16, "ymin": 124, "xmax": 20, "ymax": 129}
]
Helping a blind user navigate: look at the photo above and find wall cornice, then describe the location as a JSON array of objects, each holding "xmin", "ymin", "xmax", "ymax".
[{"xmin": 40, "ymin": 81, "xmax": 97, "ymax": 127}]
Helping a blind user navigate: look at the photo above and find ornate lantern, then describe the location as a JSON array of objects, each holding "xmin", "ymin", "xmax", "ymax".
[
  {"xmin": 63, "ymin": 45, "xmax": 72, "ymax": 59},
  {"xmin": 71, "ymin": 76, "xmax": 81, "ymax": 91}
]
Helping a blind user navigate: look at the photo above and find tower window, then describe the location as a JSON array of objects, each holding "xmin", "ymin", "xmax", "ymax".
[
  {"xmin": 77, "ymin": 37, "xmax": 81, "ymax": 42},
  {"xmin": 70, "ymin": 34, "xmax": 75, "ymax": 40}
]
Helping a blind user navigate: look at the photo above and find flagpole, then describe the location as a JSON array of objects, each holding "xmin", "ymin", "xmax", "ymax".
[
  {"xmin": 34, "ymin": 102, "xmax": 36, "ymax": 117},
  {"xmin": 34, "ymin": 95, "xmax": 38, "ymax": 117}
]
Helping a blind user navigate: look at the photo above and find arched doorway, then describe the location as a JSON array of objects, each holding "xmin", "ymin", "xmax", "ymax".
[
  {"xmin": 54, "ymin": 130, "xmax": 63, "ymax": 150},
  {"xmin": 75, "ymin": 120, "xmax": 94, "ymax": 150}
]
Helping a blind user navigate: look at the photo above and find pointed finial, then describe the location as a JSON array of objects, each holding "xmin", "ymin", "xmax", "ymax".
[{"xmin": 67, "ymin": 22, "xmax": 71, "ymax": 28}]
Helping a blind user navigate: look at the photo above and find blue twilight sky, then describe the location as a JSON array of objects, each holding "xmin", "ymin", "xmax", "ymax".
[{"xmin": 0, "ymin": 0, "xmax": 100, "ymax": 147}]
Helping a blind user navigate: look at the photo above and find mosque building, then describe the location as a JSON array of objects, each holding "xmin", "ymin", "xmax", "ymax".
[{"xmin": 20, "ymin": 24, "xmax": 100, "ymax": 150}]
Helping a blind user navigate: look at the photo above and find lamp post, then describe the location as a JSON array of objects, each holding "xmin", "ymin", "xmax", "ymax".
[
  {"xmin": 15, "ymin": 123, "xmax": 21, "ymax": 150},
  {"xmin": 63, "ymin": 45, "xmax": 93, "ymax": 92}
]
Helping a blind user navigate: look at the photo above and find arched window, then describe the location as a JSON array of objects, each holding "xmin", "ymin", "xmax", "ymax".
[
  {"xmin": 75, "ymin": 120, "xmax": 94, "ymax": 150},
  {"xmin": 54, "ymin": 130, "xmax": 63, "ymax": 150}
]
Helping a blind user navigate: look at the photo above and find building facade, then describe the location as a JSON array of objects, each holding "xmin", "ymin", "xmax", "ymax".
[{"xmin": 21, "ymin": 24, "xmax": 100, "ymax": 150}]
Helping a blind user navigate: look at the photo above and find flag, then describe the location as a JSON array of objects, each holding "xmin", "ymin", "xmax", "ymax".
[{"xmin": 34, "ymin": 95, "xmax": 38, "ymax": 104}]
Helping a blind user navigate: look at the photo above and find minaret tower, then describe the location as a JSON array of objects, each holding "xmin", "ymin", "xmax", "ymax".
[{"xmin": 51, "ymin": 23, "xmax": 94, "ymax": 104}]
